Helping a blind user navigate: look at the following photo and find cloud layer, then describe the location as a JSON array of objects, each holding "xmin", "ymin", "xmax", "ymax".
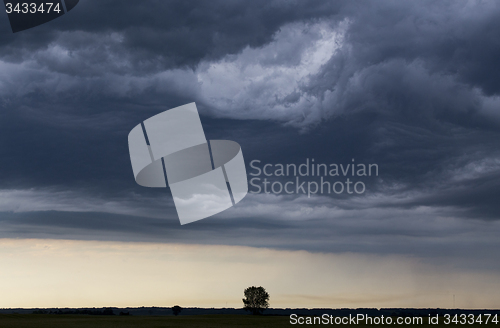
[{"xmin": 0, "ymin": 0, "xmax": 499, "ymax": 274}]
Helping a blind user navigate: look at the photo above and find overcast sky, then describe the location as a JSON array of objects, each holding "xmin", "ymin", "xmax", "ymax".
[{"xmin": 1, "ymin": 0, "xmax": 500, "ymax": 308}]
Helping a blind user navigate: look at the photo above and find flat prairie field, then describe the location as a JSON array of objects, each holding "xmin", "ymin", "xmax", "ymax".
[
  {"xmin": 0, "ymin": 314, "xmax": 498, "ymax": 328},
  {"xmin": 0, "ymin": 314, "xmax": 290, "ymax": 328}
]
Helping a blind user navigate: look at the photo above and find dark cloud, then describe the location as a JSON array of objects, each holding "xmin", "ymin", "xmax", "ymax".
[
  {"xmin": 0, "ymin": 0, "xmax": 343, "ymax": 70},
  {"xmin": 0, "ymin": 0, "xmax": 499, "ymax": 269}
]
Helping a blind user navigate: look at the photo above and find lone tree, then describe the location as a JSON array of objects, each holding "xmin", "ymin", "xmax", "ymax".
[
  {"xmin": 172, "ymin": 305, "xmax": 182, "ymax": 316},
  {"xmin": 242, "ymin": 286, "xmax": 269, "ymax": 315}
]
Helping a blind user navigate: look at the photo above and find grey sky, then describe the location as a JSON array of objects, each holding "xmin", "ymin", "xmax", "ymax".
[{"xmin": 1, "ymin": 0, "xmax": 500, "ymax": 274}]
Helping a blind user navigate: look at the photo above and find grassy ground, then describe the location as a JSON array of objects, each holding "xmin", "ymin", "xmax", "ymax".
[
  {"xmin": 0, "ymin": 314, "xmax": 498, "ymax": 328},
  {"xmin": 0, "ymin": 314, "xmax": 290, "ymax": 328}
]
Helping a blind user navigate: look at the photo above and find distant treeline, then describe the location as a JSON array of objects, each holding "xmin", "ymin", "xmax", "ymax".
[
  {"xmin": 1, "ymin": 307, "xmax": 498, "ymax": 317},
  {"xmin": 31, "ymin": 308, "xmax": 129, "ymax": 316}
]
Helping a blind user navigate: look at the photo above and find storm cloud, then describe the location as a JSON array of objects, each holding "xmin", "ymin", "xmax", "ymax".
[{"xmin": 0, "ymin": 0, "xmax": 500, "ymax": 272}]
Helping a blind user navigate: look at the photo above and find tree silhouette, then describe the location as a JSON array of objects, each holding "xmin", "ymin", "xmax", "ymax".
[
  {"xmin": 242, "ymin": 286, "xmax": 269, "ymax": 315},
  {"xmin": 172, "ymin": 305, "xmax": 182, "ymax": 316}
]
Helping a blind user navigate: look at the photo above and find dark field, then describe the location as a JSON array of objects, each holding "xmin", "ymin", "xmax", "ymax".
[
  {"xmin": 0, "ymin": 314, "xmax": 290, "ymax": 328},
  {"xmin": 1, "ymin": 314, "xmax": 500, "ymax": 328}
]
